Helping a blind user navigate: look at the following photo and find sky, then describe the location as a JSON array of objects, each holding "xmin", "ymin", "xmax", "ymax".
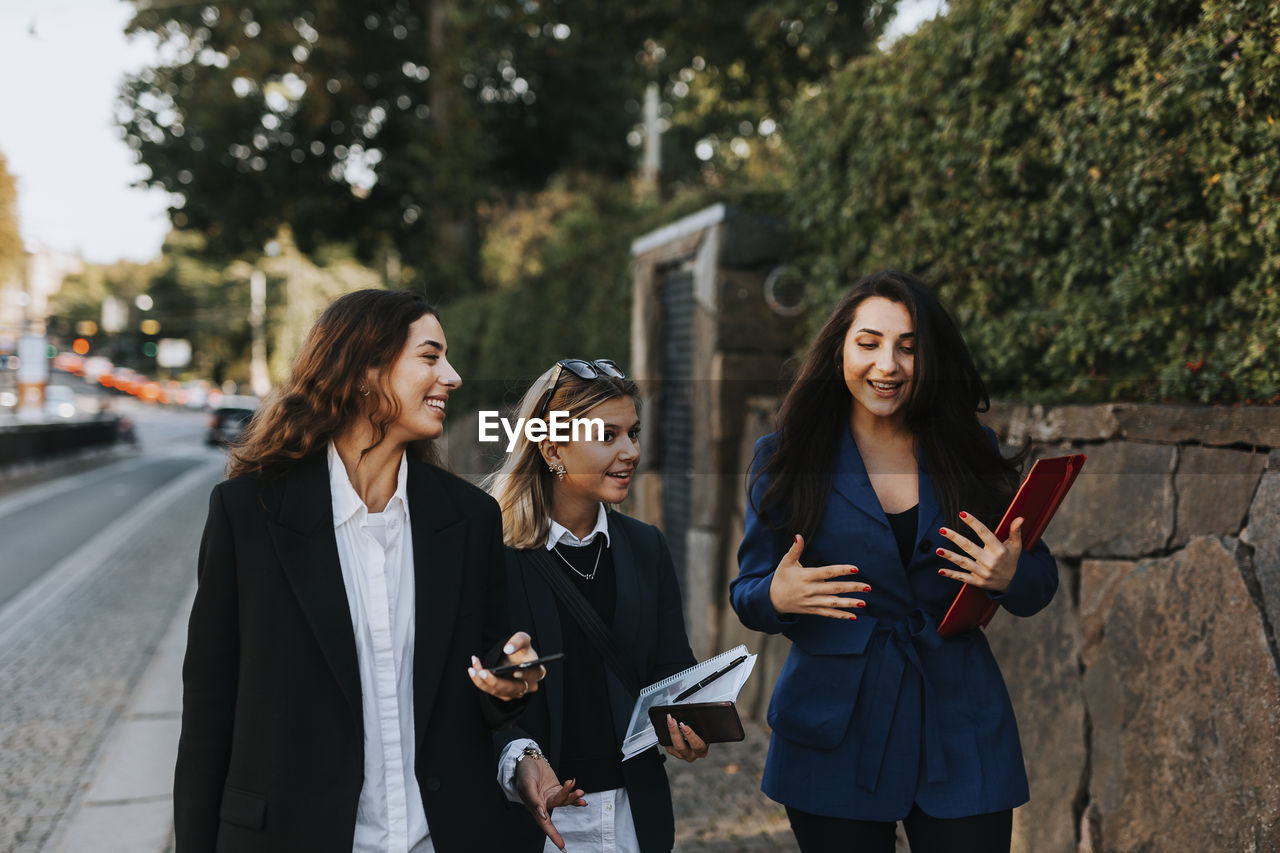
[
  {"xmin": 0, "ymin": 0, "xmax": 171, "ymax": 264},
  {"xmin": 0, "ymin": 0, "xmax": 947, "ymax": 266}
]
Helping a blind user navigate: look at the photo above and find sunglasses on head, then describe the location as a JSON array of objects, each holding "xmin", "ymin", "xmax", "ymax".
[{"xmin": 537, "ymin": 358, "xmax": 626, "ymax": 420}]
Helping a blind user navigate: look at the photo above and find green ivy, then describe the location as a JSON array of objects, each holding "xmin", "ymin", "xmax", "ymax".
[{"xmin": 785, "ymin": 0, "xmax": 1280, "ymax": 403}]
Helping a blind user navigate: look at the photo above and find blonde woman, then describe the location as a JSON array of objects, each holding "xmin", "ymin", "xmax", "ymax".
[{"xmin": 485, "ymin": 359, "xmax": 708, "ymax": 853}]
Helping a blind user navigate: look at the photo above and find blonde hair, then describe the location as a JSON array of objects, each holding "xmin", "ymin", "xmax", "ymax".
[{"xmin": 483, "ymin": 362, "xmax": 639, "ymax": 548}]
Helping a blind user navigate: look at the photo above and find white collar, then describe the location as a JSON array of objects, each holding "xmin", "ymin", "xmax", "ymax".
[
  {"xmin": 327, "ymin": 441, "xmax": 409, "ymax": 527},
  {"xmin": 545, "ymin": 502, "xmax": 611, "ymax": 550}
]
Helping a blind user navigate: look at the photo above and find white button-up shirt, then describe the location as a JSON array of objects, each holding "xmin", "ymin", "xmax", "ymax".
[{"xmin": 329, "ymin": 443, "xmax": 432, "ymax": 853}]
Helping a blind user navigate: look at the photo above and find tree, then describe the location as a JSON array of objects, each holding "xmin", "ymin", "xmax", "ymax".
[
  {"xmin": 117, "ymin": 0, "xmax": 898, "ymax": 297},
  {"xmin": 0, "ymin": 151, "xmax": 22, "ymax": 283}
]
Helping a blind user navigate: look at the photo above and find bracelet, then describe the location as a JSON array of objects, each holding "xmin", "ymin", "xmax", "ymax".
[{"xmin": 515, "ymin": 745, "xmax": 543, "ymax": 765}]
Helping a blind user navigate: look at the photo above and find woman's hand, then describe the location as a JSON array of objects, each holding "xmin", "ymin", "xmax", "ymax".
[
  {"xmin": 663, "ymin": 714, "xmax": 710, "ymax": 763},
  {"xmin": 467, "ymin": 631, "xmax": 546, "ymax": 701},
  {"xmin": 514, "ymin": 753, "xmax": 586, "ymax": 851},
  {"xmin": 768, "ymin": 534, "xmax": 870, "ymax": 619},
  {"xmin": 936, "ymin": 513, "xmax": 1023, "ymax": 593}
]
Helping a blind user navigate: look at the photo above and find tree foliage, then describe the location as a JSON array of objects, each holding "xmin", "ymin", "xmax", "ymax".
[
  {"xmin": 117, "ymin": 0, "xmax": 897, "ymax": 298},
  {"xmin": 0, "ymin": 151, "xmax": 22, "ymax": 282},
  {"xmin": 444, "ymin": 176, "xmax": 652, "ymax": 412},
  {"xmin": 786, "ymin": 0, "xmax": 1280, "ymax": 403}
]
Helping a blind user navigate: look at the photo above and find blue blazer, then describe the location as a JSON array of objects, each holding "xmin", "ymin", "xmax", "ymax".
[{"xmin": 731, "ymin": 428, "xmax": 1057, "ymax": 821}]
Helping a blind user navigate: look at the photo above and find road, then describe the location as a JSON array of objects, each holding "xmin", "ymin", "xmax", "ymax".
[{"xmin": 0, "ymin": 402, "xmax": 224, "ymax": 852}]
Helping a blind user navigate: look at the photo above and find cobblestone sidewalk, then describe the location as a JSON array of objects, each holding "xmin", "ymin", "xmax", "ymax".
[{"xmin": 0, "ymin": 464, "xmax": 217, "ymax": 852}]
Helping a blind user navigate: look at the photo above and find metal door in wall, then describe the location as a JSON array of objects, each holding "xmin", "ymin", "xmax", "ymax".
[{"xmin": 659, "ymin": 267, "xmax": 694, "ymax": 589}]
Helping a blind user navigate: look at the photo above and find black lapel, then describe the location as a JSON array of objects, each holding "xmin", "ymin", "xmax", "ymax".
[
  {"xmin": 606, "ymin": 516, "xmax": 644, "ymax": 741},
  {"xmin": 407, "ymin": 459, "xmax": 465, "ymax": 736},
  {"xmin": 267, "ymin": 453, "xmax": 362, "ymax": 727},
  {"xmin": 518, "ymin": 550, "xmax": 566, "ymax": 761}
]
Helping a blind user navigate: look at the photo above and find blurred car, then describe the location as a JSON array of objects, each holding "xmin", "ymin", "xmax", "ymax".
[
  {"xmin": 205, "ymin": 396, "xmax": 259, "ymax": 445},
  {"xmin": 83, "ymin": 356, "xmax": 113, "ymax": 383},
  {"xmin": 183, "ymin": 380, "xmax": 210, "ymax": 410},
  {"xmin": 44, "ymin": 384, "xmax": 78, "ymax": 418}
]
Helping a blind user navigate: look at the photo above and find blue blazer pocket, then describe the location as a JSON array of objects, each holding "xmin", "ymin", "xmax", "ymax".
[
  {"xmin": 769, "ymin": 616, "xmax": 877, "ymax": 750},
  {"xmin": 219, "ymin": 784, "xmax": 267, "ymax": 830}
]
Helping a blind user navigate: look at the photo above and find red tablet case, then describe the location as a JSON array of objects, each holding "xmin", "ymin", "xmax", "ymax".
[{"xmin": 936, "ymin": 453, "xmax": 1086, "ymax": 639}]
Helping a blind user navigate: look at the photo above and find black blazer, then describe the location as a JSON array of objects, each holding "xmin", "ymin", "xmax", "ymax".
[
  {"xmin": 493, "ymin": 511, "xmax": 695, "ymax": 853},
  {"xmin": 174, "ymin": 452, "xmax": 521, "ymax": 853}
]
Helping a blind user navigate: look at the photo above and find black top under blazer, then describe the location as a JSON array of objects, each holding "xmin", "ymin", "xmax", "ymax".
[
  {"xmin": 173, "ymin": 451, "xmax": 522, "ymax": 853},
  {"xmin": 493, "ymin": 511, "xmax": 696, "ymax": 853}
]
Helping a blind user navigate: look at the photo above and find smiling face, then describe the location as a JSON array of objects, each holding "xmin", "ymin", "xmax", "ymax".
[
  {"xmin": 379, "ymin": 312, "xmax": 461, "ymax": 444},
  {"xmin": 842, "ymin": 296, "xmax": 916, "ymax": 430},
  {"xmin": 544, "ymin": 395, "xmax": 641, "ymax": 508}
]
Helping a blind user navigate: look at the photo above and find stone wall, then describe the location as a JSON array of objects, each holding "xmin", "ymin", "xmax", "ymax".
[
  {"xmin": 723, "ymin": 401, "xmax": 1280, "ymax": 852},
  {"xmin": 978, "ymin": 403, "xmax": 1280, "ymax": 853}
]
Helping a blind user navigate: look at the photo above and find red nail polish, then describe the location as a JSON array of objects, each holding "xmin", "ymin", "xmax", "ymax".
[
  {"xmin": 936, "ymin": 548, "xmax": 946, "ymax": 556},
  {"xmin": 848, "ymin": 614, "xmax": 857, "ymax": 620},
  {"xmin": 938, "ymin": 569, "xmax": 946, "ymax": 575},
  {"xmin": 939, "ymin": 528, "xmax": 947, "ymax": 535},
  {"xmin": 959, "ymin": 511, "xmax": 968, "ymax": 519},
  {"xmin": 856, "ymin": 601, "xmax": 866, "ymax": 608},
  {"xmin": 850, "ymin": 567, "xmax": 859, "ymax": 574}
]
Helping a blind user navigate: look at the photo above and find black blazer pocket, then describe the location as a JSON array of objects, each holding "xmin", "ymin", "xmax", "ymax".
[{"xmin": 219, "ymin": 785, "xmax": 267, "ymax": 830}]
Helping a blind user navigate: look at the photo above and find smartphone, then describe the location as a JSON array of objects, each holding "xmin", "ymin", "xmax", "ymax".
[{"xmin": 489, "ymin": 652, "xmax": 565, "ymax": 677}]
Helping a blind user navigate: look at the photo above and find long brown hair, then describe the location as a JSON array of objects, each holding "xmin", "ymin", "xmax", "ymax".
[
  {"xmin": 483, "ymin": 362, "xmax": 639, "ymax": 549},
  {"xmin": 753, "ymin": 270, "xmax": 1021, "ymax": 540},
  {"xmin": 228, "ymin": 289, "xmax": 441, "ymax": 479}
]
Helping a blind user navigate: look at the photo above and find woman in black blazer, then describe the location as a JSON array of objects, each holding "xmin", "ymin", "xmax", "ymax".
[
  {"xmin": 485, "ymin": 359, "xmax": 709, "ymax": 853},
  {"xmin": 174, "ymin": 290, "xmax": 545, "ymax": 853}
]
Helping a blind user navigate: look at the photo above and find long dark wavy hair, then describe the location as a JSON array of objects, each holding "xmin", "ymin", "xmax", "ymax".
[
  {"xmin": 228, "ymin": 289, "xmax": 441, "ymax": 479},
  {"xmin": 752, "ymin": 270, "xmax": 1022, "ymax": 541}
]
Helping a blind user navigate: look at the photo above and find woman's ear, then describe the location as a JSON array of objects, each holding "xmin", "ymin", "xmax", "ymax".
[
  {"xmin": 538, "ymin": 440, "xmax": 561, "ymax": 468},
  {"xmin": 359, "ymin": 367, "xmax": 382, "ymax": 402}
]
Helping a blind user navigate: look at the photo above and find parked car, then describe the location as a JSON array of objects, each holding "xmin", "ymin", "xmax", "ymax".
[
  {"xmin": 206, "ymin": 396, "xmax": 259, "ymax": 445},
  {"xmin": 44, "ymin": 384, "xmax": 78, "ymax": 418}
]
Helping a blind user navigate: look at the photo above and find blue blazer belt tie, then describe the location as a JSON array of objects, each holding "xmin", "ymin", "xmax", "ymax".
[{"xmin": 855, "ymin": 609, "xmax": 948, "ymax": 791}]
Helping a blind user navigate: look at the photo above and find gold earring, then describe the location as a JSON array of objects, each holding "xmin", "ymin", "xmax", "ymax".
[{"xmin": 359, "ymin": 385, "xmax": 369, "ymax": 397}]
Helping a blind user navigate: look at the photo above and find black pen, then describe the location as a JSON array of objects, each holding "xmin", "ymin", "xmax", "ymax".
[{"xmin": 673, "ymin": 655, "xmax": 748, "ymax": 702}]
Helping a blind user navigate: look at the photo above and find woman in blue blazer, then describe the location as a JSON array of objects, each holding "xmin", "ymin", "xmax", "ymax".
[
  {"xmin": 485, "ymin": 359, "xmax": 709, "ymax": 852},
  {"xmin": 731, "ymin": 271, "xmax": 1057, "ymax": 853}
]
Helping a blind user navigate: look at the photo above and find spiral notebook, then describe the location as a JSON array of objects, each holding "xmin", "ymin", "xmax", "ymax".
[{"xmin": 620, "ymin": 644, "xmax": 757, "ymax": 760}]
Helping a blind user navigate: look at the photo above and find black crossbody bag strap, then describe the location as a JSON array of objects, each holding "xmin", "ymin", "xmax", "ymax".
[{"xmin": 528, "ymin": 548, "xmax": 642, "ymax": 699}]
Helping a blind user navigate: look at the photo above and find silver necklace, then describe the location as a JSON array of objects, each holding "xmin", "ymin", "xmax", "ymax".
[{"xmin": 551, "ymin": 537, "xmax": 604, "ymax": 581}]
